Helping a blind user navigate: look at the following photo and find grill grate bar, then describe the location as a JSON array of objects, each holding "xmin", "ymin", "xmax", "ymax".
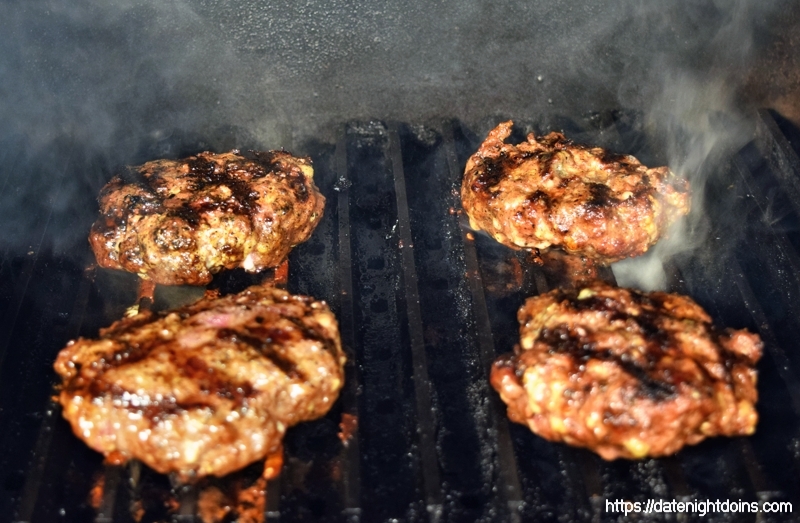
[
  {"xmin": 128, "ymin": 461, "xmax": 143, "ymax": 522},
  {"xmin": 527, "ymin": 264, "xmax": 606, "ymax": 521},
  {"xmin": 667, "ymin": 263, "xmax": 768, "ymax": 502},
  {"xmin": 12, "ymin": 403, "xmax": 62, "ymax": 523},
  {"xmin": 443, "ymin": 122, "xmax": 523, "ymax": 521},
  {"xmin": 555, "ymin": 448, "xmax": 596, "ymax": 521},
  {"xmin": 675, "ymin": 249, "xmax": 800, "ymax": 505},
  {"xmin": 733, "ymin": 156, "xmax": 800, "ymax": 298},
  {"xmin": 658, "ymin": 263, "xmax": 702, "ymax": 501},
  {"xmin": 649, "ymin": 140, "xmax": 792, "ymax": 506},
  {"xmin": 755, "ymin": 109, "xmax": 800, "ymax": 221},
  {"xmin": 265, "ymin": 251, "xmax": 284, "ymax": 523},
  {"xmin": 735, "ymin": 439, "xmax": 773, "ymax": 495},
  {"xmin": 334, "ymin": 126, "xmax": 362, "ymax": 522},
  {"xmin": 14, "ymin": 263, "xmax": 94, "ymax": 522},
  {"xmin": 726, "ymin": 254, "xmax": 800, "ymax": 508},
  {"xmin": 568, "ymin": 449, "xmax": 605, "ymax": 523},
  {"xmin": 0, "ymin": 139, "xmax": 19, "ymax": 199},
  {"xmin": 660, "ymin": 456, "xmax": 694, "ymax": 499},
  {"xmin": 727, "ymin": 256, "xmax": 800, "ymax": 416},
  {"xmin": 265, "ymin": 475, "xmax": 282, "ymax": 522},
  {"xmin": 174, "ymin": 484, "xmax": 198, "ymax": 522},
  {"xmin": 387, "ymin": 123, "xmax": 444, "ymax": 520},
  {"xmin": 95, "ymin": 464, "xmax": 122, "ymax": 523}
]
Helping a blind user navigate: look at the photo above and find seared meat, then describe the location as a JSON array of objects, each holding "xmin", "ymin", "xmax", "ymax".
[
  {"xmin": 90, "ymin": 151, "xmax": 325, "ymax": 285},
  {"xmin": 461, "ymin": 121, "xmax": 690, "ymax": 263},
  {"xmin": 490, "ymin": 282, "xmax": 761, "ymax": 459},
  {"xmin": 54, "ymin": 285, "xmax": 345, "ymax": 481}
]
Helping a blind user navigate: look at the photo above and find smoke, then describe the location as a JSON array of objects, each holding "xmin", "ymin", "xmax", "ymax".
[
  {"xmin": 612, "ymin": 0, "xmax": 770, "ymax": 291},
  {"xmin": 0, "ymin": 0, "xmax": 795, "ymax": 262},
  {"xmin": 612, "ymin": 73, "xmax": 749, "ymax": 290},
  {"xmin": 0, "ymin": 0, "xmax": 271, "ymax": 256}
]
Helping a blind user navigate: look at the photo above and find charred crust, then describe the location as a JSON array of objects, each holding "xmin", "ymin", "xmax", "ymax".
[
  {"xmin": 249, "ymin": 151, "xmax": 312, "ymax": 203},
  {"xmin": 284, "ymin": 169, "xmax": 310, "ymax": 203},
  {"xmin": 586, "ymin": 183, "xmax": 615, "ymax": 209},
  {"xmin": 216, "ymin": 328, "xmax": 304, "ymax": 380},
  {"xmin": 283, "ymin": 315, "xmax": 340, "ymax": 356},
  {"xmin": 492, "ymin": 282, "xmax": 760, "ymax": 458},
  {"xmin": 461, "ymin": 121, "xmax": 691, "ymax": 264},
  {"xmin": 186, "ymin": 155, "xmax": 218, "ymax": 183},
  {"xmin": 541, "ymin": 153, "xmax": 555, "ymax": 179},
  {"xmin": 531, "ymin": 285, "xmax": 760, "ymax": 402},
  {"xmin": 618, "ymin": 362, "xmax": 679, "ymax": 400},
  {"xmin": 599, "ymin": 150, "xmax": 628, "ymax": 165},
  {"xmin": 472, "ymin": 155, "xmax": 508, "ymax": 191},
  {"xmin": 249, "ymin": 150, "xmax": 305, "ymax": 170},
  {"xmin": 89, "ymin": 150, "xmax": 324, "ymax": 284},
  {"xmin": 183, "ymin": 156, "xmax": 261, "ymax": 219},
  {"xmin": 179, "ymin": 354, "xmax": 256, "ymax": 404},
  {"xmin": 671, "ymin": 176, "xmax": 690, "ymax": 193},
  {"xmin": 527, "ymin": 190, "xmax": 551, "ymax": 208},
  {"xmin": 116, "ymin": 166, "xmax": 151, "ymax": 188},
  {"xmin": 555, "ymin": 289, "xmax": 624, "ymax": 317},
  {"xmin": 539, "ymin": 324, "xmax": 677, "ymax": 400},
  {"xmin": 557, "ymin": 289, "xmax": 674, "ymax": 351},
  {"xmin": 55, "ymin": 285, "xmax": 343, "ymax": 479}
]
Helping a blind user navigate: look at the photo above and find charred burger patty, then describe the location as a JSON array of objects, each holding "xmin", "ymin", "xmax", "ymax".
[
  {"xmin": 54, "ymin": 285, "xmax": 345, "ymax": 481},
  {"xmin": 461, "ymin": 121, "xmax": 690, "ymax": 263},
  {"xmin": 491, "ymin": 282, "xmax": 761, "ymax": 459},
  {"xmin": 90, "ymin": 150, "xmax": 325, "ymax": 285}
]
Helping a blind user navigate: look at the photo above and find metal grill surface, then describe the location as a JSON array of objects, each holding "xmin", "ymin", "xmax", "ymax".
[{"xmin": 3, "ymin": 112, "xmax": 800, "ymax": 522}]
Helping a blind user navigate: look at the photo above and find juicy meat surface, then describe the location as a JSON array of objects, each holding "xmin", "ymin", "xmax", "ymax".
[
  {"xmin": 490, "ymin": 282, "xmax": 761, "ymax": 459},
  {"xmin": 54, "ymin": 285, "xmax": 345, "ymax": 481},
  {"xmin": 90, "ymin": 151, "xmax": 325, "ymax": 285},
  {"xmin": 461, "ymin": 121, "xmax": 691, "ymax": 263}
]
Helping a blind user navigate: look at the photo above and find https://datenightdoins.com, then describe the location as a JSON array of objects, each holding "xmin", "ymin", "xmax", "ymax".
[{"xmin": 606, "ymin": 498, "xmax": 792, "ymax": 517}]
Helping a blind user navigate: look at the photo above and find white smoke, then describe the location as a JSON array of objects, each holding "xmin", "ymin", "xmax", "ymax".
[
  {"xmin": 611, "ymin": 1, "xmax": 762, "ymax": 291},
  {"xmin": 0, "ymin": 0, "xmax": 793, "ymax": 262}
]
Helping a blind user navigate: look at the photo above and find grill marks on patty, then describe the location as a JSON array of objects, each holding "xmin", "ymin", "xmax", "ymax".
[
  {"xmin": 90, "ymin": 151, "xmax": 325, "ymax": 285},
  {"xmin": 461, "ymin": 121, "xmax": 691, "ymax": 263},
  {"xmin": 538, "ymin": 288, "xmax": 754, "ymax": 399},
  {"xmin": 102, "ymin": 153, "xmax": 290, "ymax": 229},
  {"xmin": 491, "ymin": 282, "xmax": 762, "ymax": 460},
  {"xmin": 216, "ymin": 328, "xmax": 303, "ymax": 380},
  {"xmin": 54, "ymin": 285, "xmax": 345, "ymax": 480},
  {"xmin": 537, "ymin": 324, "xmax": 679, "ymax": 401}
]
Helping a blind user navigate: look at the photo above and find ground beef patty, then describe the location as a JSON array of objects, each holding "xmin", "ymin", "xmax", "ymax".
[
  {"xmin": 54, "ymin": 285, "xmax": 345, "ymax": 481},
  {"xmin": 490, "ymin": 282, "xmax": 761, "ymax": 459},
  {"xmin": 461, "ymin": 121, "xmax": 690, "ymax": 263},
  {"xmin": 90, "ymin": 150, "xmax": 325, "ymax": 285}
]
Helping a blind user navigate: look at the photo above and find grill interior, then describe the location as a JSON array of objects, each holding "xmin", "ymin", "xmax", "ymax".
[{"xmin": 3, "ymin": 110, "xmax": 800, "ymax": 522}]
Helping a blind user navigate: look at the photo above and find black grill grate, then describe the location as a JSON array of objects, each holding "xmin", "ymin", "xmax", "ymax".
[{"xmin": 4, "ymin": 111, "xmax": 800, "ymax": 522}]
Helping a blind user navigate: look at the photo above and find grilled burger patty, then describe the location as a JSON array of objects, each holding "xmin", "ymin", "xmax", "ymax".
[
  {"xmin": 54, "ymin": 285, "xmax": 345, "ymax": 481},
  {"xmin": 90, "ymin": 151, "xmax": 325, "ymax": 285},
  {"xmin": 490, "ymin": 282, "xmax": 761, "ymax": 459},
  {"xmin": 461, "ymin": 121, "xmax": 691, "ymax": 263}
]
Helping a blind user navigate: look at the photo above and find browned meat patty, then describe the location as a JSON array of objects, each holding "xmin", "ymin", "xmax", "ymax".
[
  {"xmin": 54, "ymin": 285, "xmax": 345, "ymax": 481},
  {"xmin": 90, "ymin": 151, "xmax": 325, "ymax": 285},
  {"xmin": 490, "ymin": 282, "xmax": 761, "ymax": 459},
  {"xmin": 461, "ymin": 121, "xmax": 691, "ymax": 263}
]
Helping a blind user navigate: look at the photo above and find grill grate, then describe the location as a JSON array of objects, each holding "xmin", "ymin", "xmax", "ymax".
[{"xmin": 4, "ymin": 112, "xmax": 800, "ymax": 522}]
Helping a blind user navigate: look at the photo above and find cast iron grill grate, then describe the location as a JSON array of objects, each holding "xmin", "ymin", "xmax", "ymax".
[{"xmin": 3, "ymin": 111, "xmax": 800, "ymax": 522}]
